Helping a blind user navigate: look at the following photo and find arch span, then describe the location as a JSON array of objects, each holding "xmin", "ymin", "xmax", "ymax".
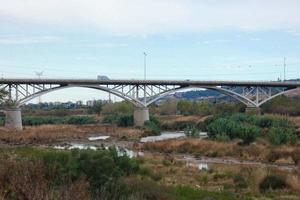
[
  {"xmin": 17, "ymin": 85, "xmax": 145, "ymax": 107},
  {"xmin": 146, "ymin": 86, "xmax": 258, "ymax": 107}
]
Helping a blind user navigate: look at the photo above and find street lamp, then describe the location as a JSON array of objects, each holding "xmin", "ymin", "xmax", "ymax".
[
  {"xmin": 143, "ymin": 52, "xmax": 147, "ymax": 80},
  {"xmin": 143, "ymin": 52, "xmax": 147, "ymax": 105}
]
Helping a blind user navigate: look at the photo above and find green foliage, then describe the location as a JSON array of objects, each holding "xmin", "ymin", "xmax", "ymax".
[
  {"xmin": 64, "ymin": 116, "xmax": 96, "ymax": 125},
  {"xmin": 267, "ymin": 127, "xmax": 297, "ymax": 145},
  {"xmin": 168, "ymin": 186, "xmax": 240, "ymax": 200},
  {"xmin": 213, "ymin": 102, "xmax": 245, "ymax": 115},
  {"xmin": 215, "ymin": 133, "xmax": 231, "ymax": 142},
  {"xmin": 160, "ymin": 120, "xmax": 198, "ymax": 130},
  {"xmin": 102, "ymin": 114, "xmax": 133, "ymax": 127},
  {"xmin": 7, "ymin": 147, "xmax": 139, "ymax": 198},
  {"xmin": 184, "ymin": 126, "xmax": 200, "ymax": 138},
  {"xmin": 102, "ymin": 101, "xmax": 133, "ymax": 115},
  {"xmin": 21, "ymin": 115, "xmax": 96, "ymax": 126},
  {"xmin": 0, "ymin": 89, "xmax": 7, "ymax": 103},
  {"xmin": 87, "ymin": 102, "xmax": 103, "ymax": 115},
  {"xmin": 158, "ymin": 100, "xmax": 178, "ymax": 115},
  {"xmin": 233, "ymin": 174, "xmax": 248, "ymax": 189},
  {"xmin": 262, "ymin": 95, "xmax": 300, "ymax": 116},
  {"xmin": 259, "ymin": 175, "xmax": 287, "ymax": 192},
  {"xmin": 205, "ymin": 113, "xmax": 297, "ymax": 145},
  {"xmin": 143, "ymin": 118, "xmax": 161, "ymax": 136},
  {"xmin": 177, "ymin": 100, "xmax": 216, "ymax": 116}
]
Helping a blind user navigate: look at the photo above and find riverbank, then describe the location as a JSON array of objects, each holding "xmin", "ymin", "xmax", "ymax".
[{"xmin": 1, "ymin": 120, "xmax": 300, "ymax": 199}]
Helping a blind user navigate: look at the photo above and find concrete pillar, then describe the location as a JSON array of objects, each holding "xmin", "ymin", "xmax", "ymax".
[
  {"xmin": 133, "ymin": 106, "xmax": 149, "ymax": 127},
  {"xmin": 245, "ymin": 106, "xmax": 261, "ymax": 115},
  {"xmin": 5, "ymin": 108, "xmax": 23, "ymax": 131}
]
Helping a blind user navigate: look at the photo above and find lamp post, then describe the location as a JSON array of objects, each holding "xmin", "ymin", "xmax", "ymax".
[
  {"xmin": 283, "ymin": 57, "xmax": 286, "ymax": 82},
  {"xmin": 143, "ymin": 52, "xmax": 147, "ymax": 80},
  {"xmin": 143, "ymin": 52, "xmax": 147, "ymax": 105}
]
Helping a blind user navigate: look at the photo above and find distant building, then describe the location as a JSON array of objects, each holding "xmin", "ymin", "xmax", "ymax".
[
  {"xmin": 76, "ymin": 101, "xmax": 83, "ymax": 106},
  {"xmin": 86, "ymin": 100, "xmax": 96, "ymax": 107}
]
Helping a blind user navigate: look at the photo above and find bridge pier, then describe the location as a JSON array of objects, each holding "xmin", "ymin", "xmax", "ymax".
[
  {"xmin": 245, "ymin": 106, "xmax": 261, "ymax": 115},
  {"xmin": 133, "ymin": 106, "xmax": 149, "ymax": 127},
  {"xmin": 4, "ymin": 108, "xmax": 23, "ymax": 131}
]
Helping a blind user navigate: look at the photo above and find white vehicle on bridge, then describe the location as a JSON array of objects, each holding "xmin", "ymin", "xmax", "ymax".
[{"xmin": 97, "ymin": 75, "xmax": 110, "ymax": 81}]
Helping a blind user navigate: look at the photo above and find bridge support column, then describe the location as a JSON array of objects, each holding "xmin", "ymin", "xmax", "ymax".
[
  {"xmin": 245, "ymin": 107, "xmax": 261, "ymax": 115},
  {"xmin": 5, "ymin": 108, "xmax": 23, "ymax": 131},
  {"xmin": 134, "ymin": 106, "xmax": 149, "ymax": 127}
]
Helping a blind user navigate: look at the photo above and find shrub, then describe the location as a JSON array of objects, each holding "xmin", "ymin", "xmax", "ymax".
[
  {"xmin": 267, "ymin": 127, "xmax": 297, "ymax": 145},
  {"xmin": 259, "ymin": 175, "xmax": 287, "ymax": 192},
  {"xmin": 184, "ymin": 126, "xmax": 200, "ymax": 138},
  {"xmin": 233, "ymin": 174, "xmax": 248, "ymax": 189},
  {"xmin": 215, "ymin": 133, "xmax": 230, "ymax": 142},
  {"xmin": 102, "ymin": 114, "xmax": 133, "ymax": 127},
  {"xmin": 117, "ymin": 115, "xmax": 134, "ymax": 127},
  {"xmin": 205, "ymin": 113, "xmax": 297, "ymax": 145},
  {"xmin": 65, "ymin": 116, "xmax": 96, "ymax": 125},
  {"xmin": 144, "ymin": 120, "xmax": 161, "ymax": 136},
  {"xmin": 20, "ymin": 115, "xmax": 97, "ymax": 126},
  {"xmin": 0, "ymin": 147, "xmax": 139, "ymax": 199}
]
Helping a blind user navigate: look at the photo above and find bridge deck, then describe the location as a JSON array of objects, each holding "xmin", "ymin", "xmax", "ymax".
[{"xmin": 0, "ymin": 79, "xmax": 300, "ymax": 87}]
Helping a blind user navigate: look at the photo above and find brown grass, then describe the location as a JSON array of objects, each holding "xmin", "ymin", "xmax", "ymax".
[
  {"xmin": 0, "ymin": 124, "xmax": 143, "ymax": 145},
  {"xmin": 0, "ymin": 156, "xmax": 91, "ymax": 200},
  {"xmin": 142, "ymin": 139, "xmax": 300, "ymax": 164},
  {"xmin": 158, "ymin": 115, "xmax": 207, "ymax": 123},
  {"xmin": 138, "ymin": 153, "xmax": 300, "ymax": 197}
]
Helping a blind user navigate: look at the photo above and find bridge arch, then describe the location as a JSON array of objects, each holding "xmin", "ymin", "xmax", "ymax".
[
  {"xmin": 146, "ymin": 86, "xmax": 258, "ymax": 107},
  {"xmin": 17, "ymin": 85, "xmax": 145, "ymax": 107}
]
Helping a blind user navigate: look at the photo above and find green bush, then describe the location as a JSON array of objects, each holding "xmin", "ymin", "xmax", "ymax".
[
  {"xmin": 262, "ymin": 95, "xmax": 300, "ymax": 116},
  {"xmin": 22, "ymin": 147, "xmax": 138, "ymax": 197},
  {"xmin": 144, "ymin": 120, "xmax": 161, "ymax": 136},
  {"xmin": 65, "ymin": 116, "xmax": 96, "ymax": 125},
  {"xmin": 215, "ymin": 133, "xmax": 231, "ymax": 142},
  {"xmin": 267, "ymin": 127, "xmax": 297, "ymax": 145},
  {"xmin": 233, "ymin": 174, "xmax": 248, "ymax": 189},
  {"xmin": 259, "ymin": 175, "xmax": 287, "ymax": 192},
  {"xmin": 102, "ymin": 114, "xmax": 133, "ymax": 127},
  {"xmin": 205, "ymin": 113, "xmax": 297, "ymax": 145},
  {"xmin": 21, "ymin": 115, "xmax": 97, "ymax": 126},
  {"xmin": 184, "ymin": 126, "xmax": 200, "ymax": 138},
  {"xmin": 117, "ymin": 115, "xmax": 134, "ymax": 127}
]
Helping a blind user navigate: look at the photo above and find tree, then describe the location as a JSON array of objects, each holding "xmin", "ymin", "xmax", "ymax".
[
  {"xmin": 0, "ymin": 89, "xmax": 8, "ymax": 105},
  {"xmin": 87, "ymin": 102, "xmax": 103, "ymax": 115}
]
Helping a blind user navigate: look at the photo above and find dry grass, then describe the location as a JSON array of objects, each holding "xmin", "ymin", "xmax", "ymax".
[
  {"xmin": 143, "ymin": 139, "xmax": 243, "ymax": 157},
  {"xmin": 0, "ymin": 156, "xmax": 91, "ymax": 200},
  {"xmin": 0, "ymin": 124, "xmax": 143, "ymax": 145},
  {"xmin": 158, "ymin": 115, "xmax": 207, "ymax": 123},
  {"xmin": 138, "ymin": 154, "xmax": 300, "ymax": 197},
  {"xmin": 142, "ymin": 139, "xmax": 300, "ymax": 165}
]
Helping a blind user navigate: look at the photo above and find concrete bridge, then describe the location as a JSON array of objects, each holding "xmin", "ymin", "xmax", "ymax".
[{"xmin": 1, "ymin": 78, "xmax": 300, "ymax": 130}]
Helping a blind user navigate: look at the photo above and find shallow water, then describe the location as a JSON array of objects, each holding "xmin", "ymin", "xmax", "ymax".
[
  {"xmin": 140, "ymin": 132, "xmax": 186, "ymax": 143},
  {"xmin": 53, "ymin": 143, "xmax": 143, "ymax": 158},
  {"xmin": 88, "ymin": 136, "xmax": 110, "ymax": 141}
]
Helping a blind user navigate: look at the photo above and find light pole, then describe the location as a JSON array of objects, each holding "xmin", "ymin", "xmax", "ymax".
[
  {"xmin": 35, "ymin": 71, "xmax": 44, "ymax": 103},
  {"xmin": 143, "ymin": 52, "xmax": 147, "ymax": 80},
  {"xmin": 143, "ymin": 52, "xmax": 147, "ymax": 105},
  {"xmin": 283, "ymin": 57, "xmax": 286, "ymax": 81}
]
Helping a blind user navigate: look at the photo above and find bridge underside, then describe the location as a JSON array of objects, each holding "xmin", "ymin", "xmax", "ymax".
[{"xmin": 0, "ymin": 81, "xmax": 297, "ymax": 130}]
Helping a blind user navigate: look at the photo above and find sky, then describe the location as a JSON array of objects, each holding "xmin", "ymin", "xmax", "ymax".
[{"xmin": 0, "ymin": 0, "xmax": 300, "ymax": 102}]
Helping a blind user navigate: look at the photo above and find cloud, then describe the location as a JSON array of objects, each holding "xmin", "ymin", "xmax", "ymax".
[
  {"xmin": 202, "ymin": 39, "xmax": 231, "ymax": 45},
  {"xmin": 83, "ymin": 43, "xmax": 128, "ymax": 48},
  {"xmin": 0, "ymin": 35, "xmax": 62, "ymax": 44},
  {"xmin": 0, "ymin": 0, "xmax": 300, "ymax": 35}
]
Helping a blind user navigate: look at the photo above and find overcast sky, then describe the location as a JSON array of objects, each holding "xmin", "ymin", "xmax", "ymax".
[{"xmin": 0, "ymin": 0, "xmax": 300, "ymax": 102}]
